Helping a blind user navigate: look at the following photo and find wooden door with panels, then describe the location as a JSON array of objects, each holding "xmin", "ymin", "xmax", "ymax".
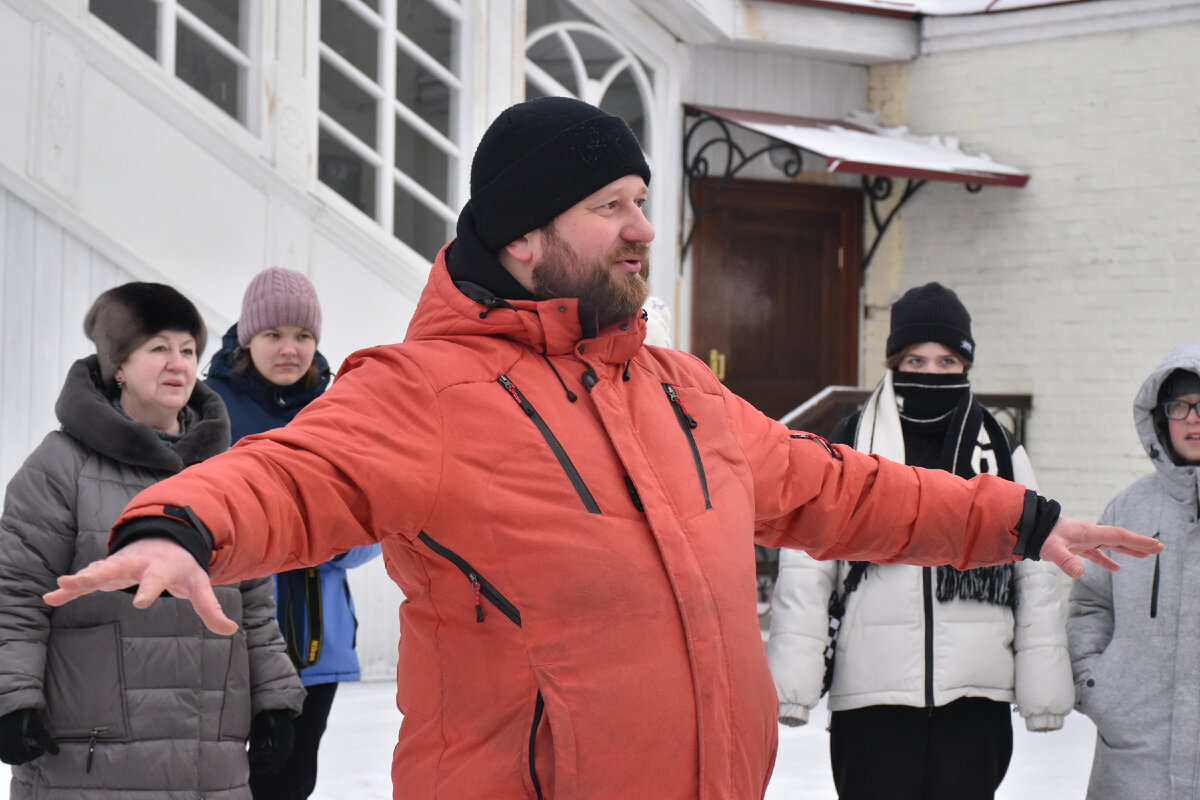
[{"xmin": 690, "ymin": 179, "xmax": 862, "ymax": 422}]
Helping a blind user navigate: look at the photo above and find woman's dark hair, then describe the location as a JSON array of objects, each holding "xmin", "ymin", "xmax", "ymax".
[{"xmin": 231, "ymin": 347, "xmax": 321, "ymax": 390}]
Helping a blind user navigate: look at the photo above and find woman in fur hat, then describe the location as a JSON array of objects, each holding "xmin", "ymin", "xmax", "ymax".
[
  {"xmin": 204, "ymin": 267, "xmax": 379, "ymax": 800},
  {"xmin": 1069, "ymin": 344, "xmax": 1200, "ymax": 799},
  {"xmin": 766, "ymin": 282, "xmax": 1075, "ymax": 800},
  {"xmin": 0, "ymin": 282, "xmax": 305, "ymax": 799}
]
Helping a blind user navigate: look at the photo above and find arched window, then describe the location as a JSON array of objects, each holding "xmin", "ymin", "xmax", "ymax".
[{"xmin": 525, "ymin": 6, "xmax": 656, "ymax": 181}]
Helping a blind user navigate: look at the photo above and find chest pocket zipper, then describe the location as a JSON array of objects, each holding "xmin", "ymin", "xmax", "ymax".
[
  {"xmin": 418, "ymin": 532, "xmax": 522, "ymax": 626},
  {"xmin": 498, "ymin": 375, "xmax": 601, "ymax": 514},
  {"xmin": 663, "ymin": 384, "xmax": 712, "ymax": 509}
]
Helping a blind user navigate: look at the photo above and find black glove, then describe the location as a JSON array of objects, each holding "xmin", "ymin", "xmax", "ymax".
[
  {"xmin": 0, "ymin": 708, "xmax": 59, "ymax": 766},
  {"xmin": 248, "ymin": 709, "xmax": 294, "ymax": 774}
]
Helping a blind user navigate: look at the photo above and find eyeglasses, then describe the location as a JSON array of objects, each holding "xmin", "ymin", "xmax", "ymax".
[{"xmin": 1162, "ymin": 400, "xmax": 1200, "ymax": 420}]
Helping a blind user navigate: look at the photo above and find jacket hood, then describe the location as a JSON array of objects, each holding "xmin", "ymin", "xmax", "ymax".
[
  {"xmin": 405, "ymin": 242, "xmax": 648, "ymax": 365},
  {"xmin": 55, "ymin": 355, "xmax": 230, "ymax": 472},
  {"xmin": 206, "ymin": 324, "xmax": 331, "ymax": 412},
  {"xmin": 1133, "ymin": 341, "xmax": 1200, "ymax": 497}
]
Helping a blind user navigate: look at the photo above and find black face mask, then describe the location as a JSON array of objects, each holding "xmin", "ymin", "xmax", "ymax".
[{"xmin": 893, "ymin": 370, "xmax": 971, "ymax": 423}]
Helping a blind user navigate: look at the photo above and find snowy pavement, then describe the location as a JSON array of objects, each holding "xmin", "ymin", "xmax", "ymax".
[{"xmin": 3, "ymin": 679, "xmax": 1098, "ymax": 798}]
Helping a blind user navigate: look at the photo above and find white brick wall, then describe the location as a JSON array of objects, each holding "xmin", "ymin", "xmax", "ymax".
[{"xmin": 865, "ymin": 22, "xmax": 1200, "ymax": 520}]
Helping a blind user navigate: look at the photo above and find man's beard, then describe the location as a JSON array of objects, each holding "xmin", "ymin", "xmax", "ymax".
[{"xmin": 531, "ymin": 225, "xmax": 650, "ymax": 329}]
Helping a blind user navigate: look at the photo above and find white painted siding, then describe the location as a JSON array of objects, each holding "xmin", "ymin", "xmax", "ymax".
[
  {"xmin": 865, "ymin": 21, "xmax": 1200, "ymax": 520},
  {"xmin": 0, "ymin": 185, "xmax": 134, "ymax": 489},
  {"xmin": 686, "ymin": 45, "xmax": 867, "ymax": 120}
]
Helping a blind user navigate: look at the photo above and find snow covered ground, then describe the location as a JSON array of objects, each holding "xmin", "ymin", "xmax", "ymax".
[{"xmin": 2, "ymin": 679, "xmax": 1099, "ymax": 798}]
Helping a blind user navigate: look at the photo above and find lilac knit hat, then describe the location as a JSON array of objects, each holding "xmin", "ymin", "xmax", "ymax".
[{"xmin": 237, "ymin": 267, "xmax": 322, "ymax": 346}]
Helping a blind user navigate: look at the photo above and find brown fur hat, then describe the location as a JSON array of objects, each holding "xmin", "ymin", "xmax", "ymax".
[{"xmin": 84, "ymin": 282, "xmax": 207, "ymax": 391}]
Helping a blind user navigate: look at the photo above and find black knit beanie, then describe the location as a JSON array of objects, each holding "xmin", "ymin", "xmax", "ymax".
[
  {"xmin": 84, "ymin": 282, "xmax": 207, "ymax": 392},
  {"xmin": 466, "ymin": 96, "xmax": 651, "ymax": 253},
  {"xmin": 886, "ymin": 282, "xmax": 975, "ymax": 363}
]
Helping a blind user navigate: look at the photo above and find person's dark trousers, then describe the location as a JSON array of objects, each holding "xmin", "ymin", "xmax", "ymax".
[
  {"xmin": 250, "ymin": 682, "xmax": 339, "ymax": 800},
  {"xmin": 829, "ymin": 697, "xmax": 1013, "ymax": 800}
]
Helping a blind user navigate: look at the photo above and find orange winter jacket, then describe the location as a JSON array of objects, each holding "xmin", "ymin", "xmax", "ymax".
[{"xmin": 116, "ymin": 247, "xmax": 1028, "ymax": 799}]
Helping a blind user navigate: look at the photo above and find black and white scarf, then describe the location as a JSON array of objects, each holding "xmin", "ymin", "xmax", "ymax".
[{"xmin": 854, "ymin": 370, "xmax": 1020, "ymax": 609}]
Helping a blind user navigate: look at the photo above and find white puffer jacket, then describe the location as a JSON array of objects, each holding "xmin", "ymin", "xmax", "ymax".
[{"xmin": 766, "ymin": 372, "xmax": 1075, "ymax": 731}]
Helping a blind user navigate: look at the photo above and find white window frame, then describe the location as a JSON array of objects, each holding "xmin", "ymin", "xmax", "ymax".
[
  {"xmin": 87, "ymin": 0, "xmax": 266, "ymax": 136},
  {"xmin": 315, "ymin": 0, "xmax": 471, "ymax": 254}
]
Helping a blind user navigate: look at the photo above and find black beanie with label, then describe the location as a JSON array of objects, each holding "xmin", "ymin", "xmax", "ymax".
[
  {"xmin": 465, "ymin": 96, "xmax": 651, "ymax": 253},
  {"xmin": 886, "ymin": 282, "xmax": 976, "ymax": 363}
]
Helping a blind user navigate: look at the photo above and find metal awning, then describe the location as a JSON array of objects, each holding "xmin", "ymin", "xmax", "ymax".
[
  {"xmin": 680, "ymin": 104, "xmax": 1030, "ymax": 269},
  {"xmin": 690, "ymin": 104, "xmax": 1029, "ymax": 188}
]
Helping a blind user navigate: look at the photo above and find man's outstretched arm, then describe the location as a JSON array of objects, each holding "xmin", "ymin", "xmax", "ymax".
[{"xmin": 44, "ymin": 514, "xmax": 1161, "ymax": 635}]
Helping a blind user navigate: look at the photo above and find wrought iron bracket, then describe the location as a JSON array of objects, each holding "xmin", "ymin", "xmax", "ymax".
[
  {"xmin": 680, "ymin": 107, "xmax": 989, "ymax": 276},
  {"xmin": 861, "ymin": 175, "xmax": 984, "ymax": 274},
  {"xmin": 679, "ymin": 107, "xmax": 803, "ymax": 262},
  {"xmin": 861, "ymin": 175, "xmax": 924, "ymax": 274}
]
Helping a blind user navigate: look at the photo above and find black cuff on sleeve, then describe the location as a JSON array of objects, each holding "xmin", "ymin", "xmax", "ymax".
[
  {"xmin": 108, "ymin": 505, "xmax": 214, "ymax": 573},
  {"xmin": 1012, "ymin": 489, "xmax": 1061, "ymax": 561}
]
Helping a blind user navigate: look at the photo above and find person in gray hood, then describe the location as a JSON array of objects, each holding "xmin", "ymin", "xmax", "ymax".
[
  {"xmin": 1069, "ymin": 340, "xmax": 1200, "ymax": 800},
  {"xmin": 0, "ymin": 282, "xmax": 305, "ymax": 799}
]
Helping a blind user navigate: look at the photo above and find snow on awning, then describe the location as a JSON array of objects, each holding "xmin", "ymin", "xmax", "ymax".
[{"xmin": 689, "ymin": 104, "xmax": 1029, "ymax": 188}]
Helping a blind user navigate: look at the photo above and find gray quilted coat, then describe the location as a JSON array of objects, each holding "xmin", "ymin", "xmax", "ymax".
[
  {"xmin": 1068, "ymin": 341, "xmax": 1200, "ymax": 800},
  {"xmin": 0, "ymin": 356, "xmax": 305, "ymax": 799}
]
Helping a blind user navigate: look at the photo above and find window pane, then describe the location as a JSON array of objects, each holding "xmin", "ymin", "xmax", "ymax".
[
  {"xmin": 397, "ymin": 0, "xmax": 456, "ymax": 72},
  {"xmin": 320, "ymin": 60, "xmax": 377, "ymax": 148},
  {"xmin": 319, "ymin": 128, "xmax": 376, "ymax": 218},
  {"xmin": 176, "ymin": 22, "xmax": 241, "ymax": 120},
  {"xmin": 394, "ymin": 188, "xmax": 450, "ymax": 263},
  {"xmin": 526, "ymin": 0, "xmax": 584, "ymax": 28},
  {"xmin": 600, "ymin": 70, "xmax": 646, "ymax": 145},
  {"xmin": 395, "ymin": 116, "xmax": 450, "ymax": 203},
  {"xmin": 180, "ymin": 0, "xmax": 241, "ymax": 47},
  {"xmin": 321, "ymin": 0, "xmax": 378, "ymax": 78},
  {"xmin": 395, "ymin": 50, "xmax": 453, "ymax": 138},
  {"xmin": 526, "ymin": 33, "xmax": 577, "ymax": 96},
  {"xmin": 90, "ymin": 0, "xmax": 158, "ymax": 59}
]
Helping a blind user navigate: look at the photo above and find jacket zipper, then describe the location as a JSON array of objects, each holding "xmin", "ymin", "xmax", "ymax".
[
  {"xmin": 86, "ymin": 726, "xmax": 109, "ymax": 772},
  {"xmin": 418, "ymin": 532, "xmax": 522, "ymax": 627},
  {"xmin": 529, "ymin": 691, "xmax": 546, "ymax": 800},
  {"xmin": 923, "ymin": 566, "xmax": 934, "ymax": 709},
  {"xmin": 663, "ymin": 384, "xmax": 712, "ymax": 509},
  {"xmin": 497, "ymin": 375, "xmax": 601, "ymax": 514},
  {"xmin": 1150, "ymin": 532, "xmax": 1161, "ymax": 619}
]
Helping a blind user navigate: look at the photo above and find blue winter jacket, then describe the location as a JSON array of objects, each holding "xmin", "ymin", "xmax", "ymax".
[{"xmin": 205, "ymin": 324, "xmax": 382, "ymax": 685}]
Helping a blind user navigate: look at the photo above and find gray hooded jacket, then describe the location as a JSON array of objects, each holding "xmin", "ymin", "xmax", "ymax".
[
  {"xmin": 1069, "ymin": 341, "xmax": 1200, "ymax": 800},
  {"xmin": 0, "ymin": 356, "xmax": 305, "ymax": 800}
]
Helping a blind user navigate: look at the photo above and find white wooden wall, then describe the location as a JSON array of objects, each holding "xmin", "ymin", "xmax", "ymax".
[{"xmin": 0, "ymin": 186, "xmax": 133, "ymax": 488}]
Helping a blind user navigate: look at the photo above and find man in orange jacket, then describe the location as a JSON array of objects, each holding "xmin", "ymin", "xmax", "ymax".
[{"xmin": 46, "ymin": 98, "xmax": 1159, "ymax": 800}]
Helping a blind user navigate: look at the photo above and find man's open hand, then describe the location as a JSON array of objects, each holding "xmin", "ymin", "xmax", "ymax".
[
  {"xmin": 43, "ymin": 537, "xmax": 238, "ymax": 635},
  {"xmin": 1039, "ymin": 516, "xmax": 1162, "ymax": 579}
]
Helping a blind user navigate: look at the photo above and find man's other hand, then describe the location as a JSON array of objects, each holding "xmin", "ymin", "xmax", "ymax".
[{"xmin": 1040, "ymin": 517, "xmax": 1163, "ymax": 579}]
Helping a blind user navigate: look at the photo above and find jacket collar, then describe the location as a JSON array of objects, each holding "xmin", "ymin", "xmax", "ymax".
[
  {"xmin": 55, "ymin": 355, "xmax": 230, "ymax": 472},
  {"xmin": 407, "ymin": 241, "xmax": 647, "ymax": 365}
]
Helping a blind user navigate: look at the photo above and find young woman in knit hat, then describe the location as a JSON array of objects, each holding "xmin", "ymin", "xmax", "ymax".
[
  {"xmin": 767, "ymin": 282, "xmax": 1075, "ymax": 800},
  {"xmin": 204, "ymin": 267, "xmax": 380, "ymax": 800},
  {"xmin": 1069, "ymin": 343, "xmax": 1200, "ymax": 800},
  {"xmin": 0, "ymin": 282, "xmax": 304, "ymax": 798}
]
